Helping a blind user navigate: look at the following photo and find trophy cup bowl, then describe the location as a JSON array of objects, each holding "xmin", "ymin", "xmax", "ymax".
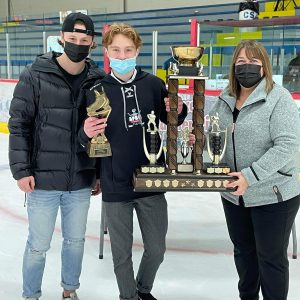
[
  {"xmin": 171, "ymin": 46, "xmax": 204, "ymax": 66},
  {"xmin": 170, "ymin": 46, "xmax": 205, "ymax": 76}
]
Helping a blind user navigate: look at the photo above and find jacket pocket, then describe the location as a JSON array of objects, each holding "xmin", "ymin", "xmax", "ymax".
[
  {"xmin": 273, "ymin": 185, "xmax": 283, "ymax": 202},
  {"xmin": 277, "ymin": 170, "xmax": 292, "ymax": 177}
]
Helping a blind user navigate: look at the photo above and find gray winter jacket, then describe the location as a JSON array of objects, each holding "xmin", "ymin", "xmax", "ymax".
[{"xmin": 210, "ymin": 78, "xmax": 300, "ymax": 207}]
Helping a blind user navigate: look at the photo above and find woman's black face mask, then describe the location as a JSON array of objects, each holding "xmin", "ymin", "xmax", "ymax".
[
  {"xmin": 235, "ymin": 64, "xmax": 262, "ymax": 88},
  {"xmin": 64, "ymin": 41, "xmax": 90, "ymax": 63}
]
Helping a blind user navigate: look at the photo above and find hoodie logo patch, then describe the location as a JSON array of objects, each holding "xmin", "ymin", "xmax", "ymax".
[
  {"xmin": 128, "ymin": 109, "xmax": 143, "ymax": 127},
  {"xmin": 124, "ymin": 87, "xmax": 134, "ymax": 98}
]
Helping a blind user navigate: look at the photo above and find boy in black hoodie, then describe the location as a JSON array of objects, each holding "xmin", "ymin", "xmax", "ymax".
[{"xmin": 81, "ymin": 23, "xmax": 187, "ymax": 300}]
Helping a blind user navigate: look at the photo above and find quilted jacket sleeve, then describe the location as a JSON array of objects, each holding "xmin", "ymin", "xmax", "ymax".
[{"xmin": 8, "ymin": 66, "xmax": 37, "ymax": 180}]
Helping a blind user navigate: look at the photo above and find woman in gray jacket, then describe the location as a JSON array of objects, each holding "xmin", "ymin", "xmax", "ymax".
[{"xmin": 209, "ymin": 40, "xmax": 300, "ymax": 300}]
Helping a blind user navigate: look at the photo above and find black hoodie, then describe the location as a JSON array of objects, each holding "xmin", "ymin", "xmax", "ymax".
[{"xmin": 81, "ymin": 68, "xmax": 187, "ymax": 202}]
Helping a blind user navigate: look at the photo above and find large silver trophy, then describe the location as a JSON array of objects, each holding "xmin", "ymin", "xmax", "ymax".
[{"xmin": 205, "ymin": 113, "xmax": 230, "ymax": 174}]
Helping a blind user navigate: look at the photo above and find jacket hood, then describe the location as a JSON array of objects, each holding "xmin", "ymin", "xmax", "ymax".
[{"xmin": 30, "ymin": 51, "xmax": 106, "ymax": 79}]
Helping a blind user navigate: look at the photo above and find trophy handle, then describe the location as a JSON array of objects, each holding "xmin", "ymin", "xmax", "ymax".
[
  {"xmin": 170, "ymin": 46, "xmax": 179, "ymax": 63},
  {"xmin": 219, "ymin": 128, "xmax": 227, "ymax": 161},
  {"xmin": 143, "ymin": 127, "xmax": 151, "ymax": 161},
  {"xmin": 156, "ymin": 136, "xmax": 163, "ymax": 160},
  {"xmin": 198, "ymin": 63, "xmax": 204, "ymax": 76},
  {"xmin": 206, "ymin": 134, "xmax": 214, "ymax": 162}
]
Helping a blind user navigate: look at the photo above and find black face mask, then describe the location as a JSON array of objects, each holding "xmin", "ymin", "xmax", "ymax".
[
  {"xmin": 64, "ymin": 41, "xmax": 90, "ymax": 63},
  {"xmin": 235, "ymin": 64, "xmax": 262, "ymax": 88}
]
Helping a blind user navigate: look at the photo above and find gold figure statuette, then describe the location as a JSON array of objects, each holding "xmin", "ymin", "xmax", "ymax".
[{"xmin": 86, "ymin": 88, "xmax": 112, "ymax": 157}]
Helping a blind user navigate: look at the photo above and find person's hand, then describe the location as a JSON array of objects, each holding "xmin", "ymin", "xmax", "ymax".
[
  {"xmin": 164, "ymin": 96, "xmax": 183, "ymax": 114},
  {"xmin": 84, "ymin": 117, "xmax": 107, "ymax": 138},
  {"xmin": 188, "ymin": 133, "xmax": 196, "ymax": 146},
  {"xmin": 91, "ymin": 179, "xmax": 101, "ymax": 196},
  {"xmin": 17, "ymin": 176, "xmax": 35, "ymax": 193},
  {"xmin": 225, "ymin": 172, "xmax": 249, "ymax": 196}
]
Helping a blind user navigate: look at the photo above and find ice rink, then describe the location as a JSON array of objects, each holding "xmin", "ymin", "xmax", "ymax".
[{"xmin": 0, "ymin": 133, "xmax": 299, "ymax": 300}]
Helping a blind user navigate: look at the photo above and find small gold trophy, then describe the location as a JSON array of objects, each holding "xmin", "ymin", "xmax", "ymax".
[
  {"xmin": 205, "ymin": 113, "xmax": 230, "ymax": 174},
  {"xmin": 140, "ymin": 111, "xmax": 165, "ymax": 174},
  {"xmin": 86, "ymin": 88, "xmax": 112, "ymax": 157}
]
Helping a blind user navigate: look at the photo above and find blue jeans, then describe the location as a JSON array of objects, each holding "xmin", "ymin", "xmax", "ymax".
[{"xmin": 22, "ymin": 188, "xmax": 91, "ymax": 298}]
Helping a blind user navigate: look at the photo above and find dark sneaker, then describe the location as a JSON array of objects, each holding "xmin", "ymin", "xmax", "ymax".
[
  {"xmin": 138, "ymin": 291, "xmax": 157, "ymax": 300},
  {"xmin": 62, "ymin": 291, "xmax": 80, "ymax": 300}
]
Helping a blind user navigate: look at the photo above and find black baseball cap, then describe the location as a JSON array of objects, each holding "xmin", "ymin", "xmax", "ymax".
[{"xmin": 61, "ymin": 12, "xmax": 101, "ymax": 36}]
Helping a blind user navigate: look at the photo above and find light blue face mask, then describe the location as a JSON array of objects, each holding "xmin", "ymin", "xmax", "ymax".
[{"xmin": 109, "ymin": 56, "xmax": 137, "ymax": 75}]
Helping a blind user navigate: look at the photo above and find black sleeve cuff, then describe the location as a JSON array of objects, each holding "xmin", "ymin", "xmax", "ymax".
[
  {"xmin": 78, "ymin": 126, "xmax": 90, "ymax": 148},
  {"xmin": 178, "ymin": 103, "xmax": 188, "ymax": 126}
]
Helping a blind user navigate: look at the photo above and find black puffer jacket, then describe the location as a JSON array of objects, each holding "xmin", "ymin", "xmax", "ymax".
[{"xmin": 8, "ymin": 52, "xmax": 105, "ymax": 191}]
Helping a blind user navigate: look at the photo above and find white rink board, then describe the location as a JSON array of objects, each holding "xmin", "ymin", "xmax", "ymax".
[{"xmin": 0, "ymin": 80, "xmax": 17, "ymax": 123}]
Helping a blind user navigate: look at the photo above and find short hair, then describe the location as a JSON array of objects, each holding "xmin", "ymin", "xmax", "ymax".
[
  {"xmin": 102, "ymin": 23, "xmax": 142, "ymax": 49},
  {"xmin": 228, "ymin": 40, "xmax": 273, "ymax": 97}
]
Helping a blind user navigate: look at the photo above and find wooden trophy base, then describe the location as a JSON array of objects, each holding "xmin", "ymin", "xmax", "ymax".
[
  {"xmin": 133, "ymin": 169, "xmax": 236, "ymax": 192},
  {"xmin": 87, "ymin": 142, "xmax": 112, "ymax": 158}
]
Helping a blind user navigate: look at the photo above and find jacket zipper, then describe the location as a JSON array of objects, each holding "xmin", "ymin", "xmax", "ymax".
[
  {"xmin": 67, "ymin": 76, "xmax": 95, "ymax": 191},
  {"xmin": 68, "ymin": 92, "xmax": 76, "ymax": 191}
]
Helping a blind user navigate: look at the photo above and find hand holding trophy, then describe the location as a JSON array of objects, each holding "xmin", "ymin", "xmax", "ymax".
[{"xmin": 86, "ymin": 87, "xmax": 112, "ymax": 157}]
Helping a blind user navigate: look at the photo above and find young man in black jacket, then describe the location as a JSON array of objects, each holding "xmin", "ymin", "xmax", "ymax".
[
  {"xmin": 8, "ymin": 13, "xmax": 106, "ymax": 300},
  {"xmin": 81, "ymin": 23, "xmax": 187, "ymax": 300}
]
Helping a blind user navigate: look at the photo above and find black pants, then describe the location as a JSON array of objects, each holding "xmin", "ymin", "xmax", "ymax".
[{"xmin": 222, "ymin": 195, "xmax": 300, "ymax": 300}]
